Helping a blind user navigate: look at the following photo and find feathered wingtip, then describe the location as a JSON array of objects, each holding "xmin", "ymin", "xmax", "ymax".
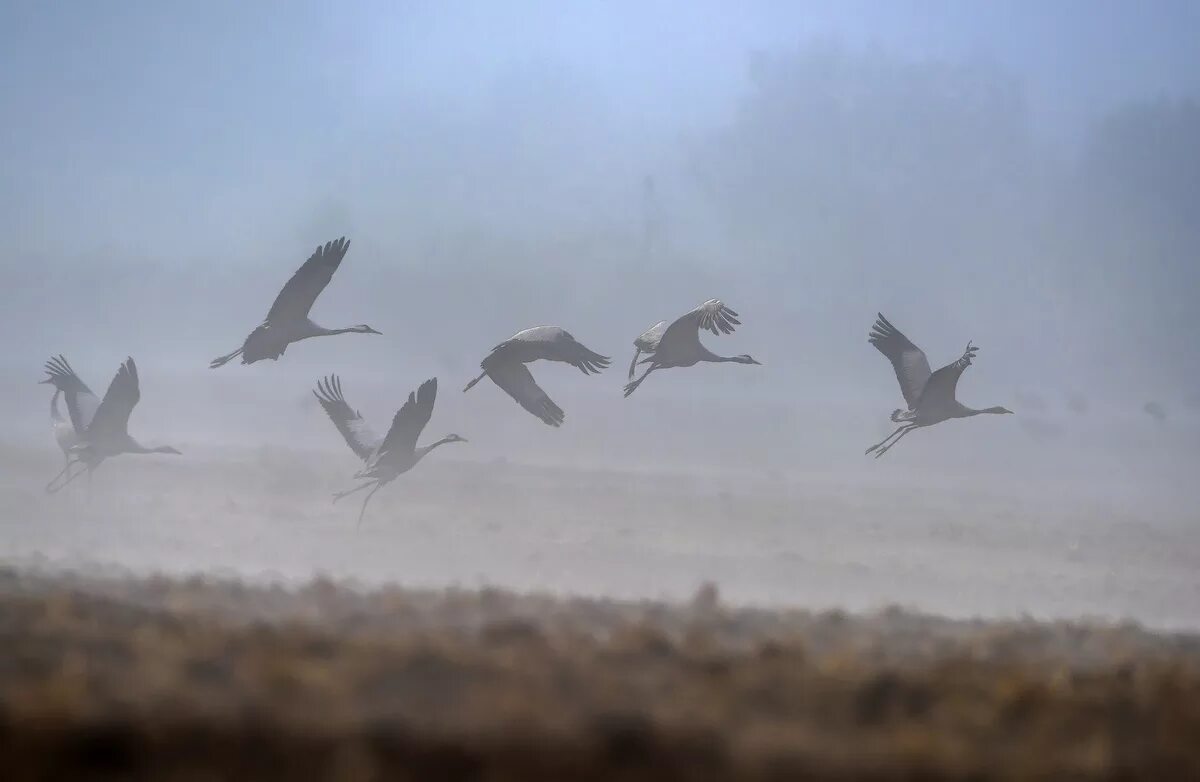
[
  {"xmin": 314, "ymin": 374, "xmax": 348, "ymax": 405},
  {"xmin": 41, "ymin": 355, "xmax": 85, "ymax": 390},
  {"xmin": 868, "ymin": 312, "xmax": 899, "ymax": 344},
  {"xmin": 576, "ymin": 350, "xmax": 612, "ymax": 375}
]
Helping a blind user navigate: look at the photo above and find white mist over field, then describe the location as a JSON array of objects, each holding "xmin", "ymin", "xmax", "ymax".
[{"xmin": 2, "ymin": 2, "xmax": 1198, "ymax": 629}]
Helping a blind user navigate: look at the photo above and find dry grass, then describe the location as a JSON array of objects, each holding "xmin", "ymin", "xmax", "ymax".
[{"xmin": 1, "ymin": 568, "xmax": 1199, "ymax": 781}]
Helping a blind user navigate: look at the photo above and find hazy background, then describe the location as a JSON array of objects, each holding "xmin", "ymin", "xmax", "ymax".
[{"xmin": 1, "ymin": 2, "xmax": 1197, "ymax": 623}]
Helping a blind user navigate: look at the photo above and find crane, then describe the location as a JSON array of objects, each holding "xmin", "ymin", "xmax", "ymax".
[
  {"xmin": 865, "ymin": 314, "xmax": 1012, "ymax": 458},
  {"xmin": 314, "ymin": 375, "xmax": 466, "ymax": 525},
  {"xmin": 210, "ymin": 237, "xmax": 380, "ymax": 368},
  {"xmin": 462, "ymin": 326, "xmax": 610, "ymax": 426},
  {"xmin": 41, "ymin": 355, "xmax": 181, "ymax": 491},
  {"xmin": 624, "ymin": 299, "xmax": 760, "ymax": 397}
]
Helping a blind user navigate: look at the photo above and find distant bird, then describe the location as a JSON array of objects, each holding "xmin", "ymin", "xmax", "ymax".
[
  {"xmin": 41, "ymin": 355, "xmax": 181, "ymax": 491},
  {"xmin": 463, "ymin": 327, "xmax": 610, "ymax": 426},
  {"xmin": 210, "ymin": 237, "xmax": 380, "ymax": 368},
  {"xmin": 624, "ymin": 299, "xmax": 760, "ymax": 397},
  {"xmin": 1143, "ymin": 401, "xmax": 1167, "ymax": 424},
  {"xmin": 865, "ymin": 314, "xmax": 1012, "ymax": 458},
  {"xmin": 314, "ymin": 375, "xmax": 466, "ymax": 524}
]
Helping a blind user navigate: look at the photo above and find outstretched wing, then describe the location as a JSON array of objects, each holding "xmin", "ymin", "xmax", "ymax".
[
  {"xmin": 488, "ymin": 362, "xmax": 564, "ymax": 427},
  {"xmin": 657, "ymin": 299, "xmax": 741, "ymax": 355},
  {"xmin": 313, "ymin": 375, "xmax": 382, "ymax": 461},
  {"xmin": 557, "ymin": 333, "xmax": 610, "ymax": 375},
  {"xmin": 266, "ymin": 237, "xmax": 351, "ymax": 322},
  {"xmin": 87, "ymin": 357, "xmax": 140, "ymax": 440},
  {"xmin": 41, "ymin": 355, "xmax": 100, "ymax": 434},
  {"xmin": 917, "ymin": 343, "xmax": 979, "ymax": 411},
  {"xmin": 375, "ymin": 377, "xmax": 438, "ymax": 463},
  {"xmin": 868, "ymin": 314, "xmax": 932, "ymax": 409}
]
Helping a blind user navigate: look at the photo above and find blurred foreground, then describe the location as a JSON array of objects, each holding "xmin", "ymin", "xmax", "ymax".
[{"xmin": 1, "ymin": 567, "xmax": 1198, "ymax": 780}]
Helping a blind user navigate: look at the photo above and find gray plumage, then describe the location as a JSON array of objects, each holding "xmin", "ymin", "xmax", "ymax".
[
  {"xmin": 210, "ymin": 237, "xmax": 381, "ymax": 368},
  {"xmin": 41, "ymin": 356, "xmax": 181, "ymax": 491},
  {"xmin": 624, "ymin": 299, "xmax": 760, "ymax": 397},
  {"xmin": 463, "ymin": 326, "xmax": 611, "ymax": 427},
  {"xmin": 865, "ymin": 314, "xmax": 1013, "ymax": 458},
  {"xmin": 316, "ymin": 375, "xmax": 467, "ymax": 525}
]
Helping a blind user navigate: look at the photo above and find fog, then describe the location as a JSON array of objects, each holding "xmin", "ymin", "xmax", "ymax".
[{"xmin": 2, "ymin": 3, "xmax": 1198, "ymax": 625}]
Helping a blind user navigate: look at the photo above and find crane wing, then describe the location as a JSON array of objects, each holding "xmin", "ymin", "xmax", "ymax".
[
  {"xmin": 487, "ymin": 361, "xmax": 564, "ymax": 427},
  {"xmin": 558, "ymin": 335, "xmax": 611, "ymax": 375},
  {"xmin": 313, "ymin": 375, "xmax": 382, "ymax": 461},
  {"xmin": 629, "ymin": 320, "xmax": 668, "ymax": 378},
  {"xmin": 917, "ymin": 343, "xmax": 979, "ymax": 411},
  {"xmin": 41, "ymin": 355, "xmax": 100, "ymax": 434},
  {"xmin": 266, "ymin": 237, "xmax": 351, "ymax": 323},
  {"xmin": 656, "ymin": 299, "xmax": 741, "ymax": 355},
  {"xmin": 375, "ymin": 377, "xmax": 438, "ymax": 464},
  {"xmin": 87, "ymin": 358, "xmax": 140, "ymax": 440},
  {"xmin": 633, "ymin": 321, "xmax": 668, "ymax": 352},
  {"xmin": 868, "ymin": 314, "xmax": 933, "ymax": 409}
]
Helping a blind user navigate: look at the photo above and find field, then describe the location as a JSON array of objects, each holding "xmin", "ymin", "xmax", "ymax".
[{"xmin": 2, "ymin": 440, "xmax": 1199, "ymax": 779}]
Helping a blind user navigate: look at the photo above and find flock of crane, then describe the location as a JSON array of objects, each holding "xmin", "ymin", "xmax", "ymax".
[{"xmin": 39, "ymin": 236, "xmax": 1013, "ymax": 522}]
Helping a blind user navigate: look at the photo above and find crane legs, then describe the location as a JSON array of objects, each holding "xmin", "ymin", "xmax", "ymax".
[
  {"xmin": 866, "ymin": 424, "xmax": 919, "ymax": 459},
  {"xmin": 45, "ymin": 459, "xmax": 77, "ymax": 493},
  {"xmin": 45, "ymin": 460, "xmax": 88, "ymax": 493},
  {"xmin": 209, "ymin": 347, "xmax": 244, "ymax": 369},
  {"xmin": 332, "ymin": 481, "xmax": 376, "ymax": 503},
  {"xmin": 623, "ymin": 365, "xmax": 657, "ymax": 397},
  {"xmin": 332, "ymin": 479, "xmax": 385, "ymax": 527},
  {"xmin": 865, "ymin": 423, "xmax": 917, "ymax": 457},
  {"xmin": 356, "ymin": 483, "xmax": 384, "ymax": 528}
]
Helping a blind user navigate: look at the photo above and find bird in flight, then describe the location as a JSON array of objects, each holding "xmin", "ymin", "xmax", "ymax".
[
  {"xmin": 624, "ymin": 299, "xmax": 760, "ymax": 397},
  {"xmin": 314, "ymin": 375, "xmax": 466, "ymax": 525},
  {"xmin": 463, "ymin": 326, "xmax": 610, "ymax": 426},
  {"xmin": 41, "ymin": 355, "xmax": 181, "ymax": 491},
  {"xmin": 210, "ymin": 237, "xmax": 380, "ymax": 368},
  {"xmin": 865, "ymin": 314, "xmax": 1012, "ymax": 458}
]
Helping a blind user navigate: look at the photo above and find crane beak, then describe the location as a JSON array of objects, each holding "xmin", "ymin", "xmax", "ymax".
[{"xmin": 38, "ymin": 377, "xmax": 53, "ymax": 385}]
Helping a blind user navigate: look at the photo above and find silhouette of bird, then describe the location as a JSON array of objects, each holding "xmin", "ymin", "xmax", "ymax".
[
  {"xmin": 463, "ymin": 327, "xmax": 610, "ymax": 426},
  {"xmin": 41, "ymin": 356, "xmax": 181, "ymax": 491},
  {"xmin": 1143, "ymin": 401, "xmax": 1167, "ymax": 424},
  {"xmin": 624, "ymin": 299, "xmax": 760, "ymax": 397},
  {"xmin": 865, "ymin": 314, "xmax": 1012, "ymax": 458},
  {"xmin": 314, "ymin": 375, "xmax": 466, "ymax": 525},
  {"xmin": 210, "ymin": 237, "xmax": 380, "ymax": 368}
]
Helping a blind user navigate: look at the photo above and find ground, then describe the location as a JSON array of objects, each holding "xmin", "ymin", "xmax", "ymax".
[{"xmin": 1, "ymin": 441, "xmax": 1199, "ymax": 779}]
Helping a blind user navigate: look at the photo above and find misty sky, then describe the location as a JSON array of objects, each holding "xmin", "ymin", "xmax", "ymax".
[{"xmin": 2, "ymin": 1, "xmax": 1198, "ymax": 475}]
